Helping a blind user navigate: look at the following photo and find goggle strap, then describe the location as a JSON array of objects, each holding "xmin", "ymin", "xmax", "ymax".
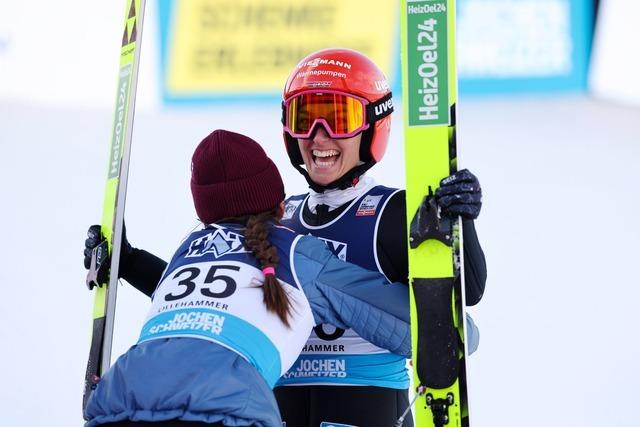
[
  {"xmin": 366, "ymin": 92, "xmax": 394, "ymax": 124},
  {"xmin": 280, "ymin": 101, "xmax": 286, "ymax": 125}
]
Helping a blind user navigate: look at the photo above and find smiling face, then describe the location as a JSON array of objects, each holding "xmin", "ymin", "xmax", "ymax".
[{"xmin": 297, "ymin": 127, "xmax": 362, "ymax": 186}]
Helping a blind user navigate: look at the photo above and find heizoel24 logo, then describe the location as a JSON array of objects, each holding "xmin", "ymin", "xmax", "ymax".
[{"xmin": 406, "ymin": 0, "xmax": 450, "ymax": 127}]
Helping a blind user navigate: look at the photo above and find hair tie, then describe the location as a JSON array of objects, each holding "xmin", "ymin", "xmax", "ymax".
[{"xmin": 262, "ymin": 266, "xmax": 276, "ymax": 277}]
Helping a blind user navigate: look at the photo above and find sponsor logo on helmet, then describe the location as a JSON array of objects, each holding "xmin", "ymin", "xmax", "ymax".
[
  {"xmin": 373, "ymin": 98, "xmax": 394, "ymax": 118},
  {"xmin": 296, "ymin": 70, "xmax": 346, "ymax": 80},
  {"xmin": 299, "ymin": 58, "xmax": 352, "ymax": 70},
  {"xmin": 307, "ymin": 81, "xmax": 332, "ymax": 88},
  {"xmin": 374, "ymin": 80, "xmax": 390, "ymax": 92}
]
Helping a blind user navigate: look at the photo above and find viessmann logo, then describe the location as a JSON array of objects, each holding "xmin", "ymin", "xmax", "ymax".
[{"xmin": 299, "ymin": 58, "xmax": 352, "ymax": 70}]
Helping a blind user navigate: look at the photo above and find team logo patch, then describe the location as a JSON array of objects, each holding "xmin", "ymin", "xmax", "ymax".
[
  {"xmin": 186, "ymin": 229, "xmax": 249, "ymax": 258},
  {"xmin": 355, "ymin": 195, "xmax": 383, "ymax": 216},
  {"xmin": 282, "ymin": 200, "xmax": 303, "ymax": 220}
]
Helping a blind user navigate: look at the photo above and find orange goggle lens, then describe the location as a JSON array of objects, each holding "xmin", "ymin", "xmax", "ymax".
[{"xmin": 286, "ymin": 92, "xmax": 367, "ymax": 138}]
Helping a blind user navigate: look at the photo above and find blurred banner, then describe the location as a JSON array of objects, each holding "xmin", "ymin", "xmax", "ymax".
[
  {"xmin": 457, "ymin": 0, "xmax": 593, "ymax": 94},
  {"xmin": 0, "ymin": 0, "xmax": 606, "ymax": 109},
  {"xmin": 158, "ymin": 0, "xmax": 593, "ymax": 104},
  {"xmin": 158, "ymin": 0, "xmax": 398, "ymax": 103}
]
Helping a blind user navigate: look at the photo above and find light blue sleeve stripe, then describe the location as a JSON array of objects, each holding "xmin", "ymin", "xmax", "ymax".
[{"xmin": 138, "ymin": 308, "xmax": 282, "ymax": 387}]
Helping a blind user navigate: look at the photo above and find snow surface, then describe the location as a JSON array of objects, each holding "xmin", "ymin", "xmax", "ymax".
[{"xmin": 0, "ymin": 95, "xmax": 639, "ymax": 427}]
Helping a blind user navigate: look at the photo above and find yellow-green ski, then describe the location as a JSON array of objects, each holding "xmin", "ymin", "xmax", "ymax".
[
  {"xmin": 400, "ymin": 1, "xmax": 470, "ymax": 426},
  {"xmin": 82, "ymin": 0, "xmax": 146, "ymax": 416}
]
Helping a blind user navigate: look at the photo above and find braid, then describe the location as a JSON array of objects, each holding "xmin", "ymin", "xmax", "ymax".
[{"xmin": 244, "ymin": 208, "xmax": 292, "ymax": 327}]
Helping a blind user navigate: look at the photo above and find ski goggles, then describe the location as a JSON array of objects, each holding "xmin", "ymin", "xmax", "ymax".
[{"xmin": 283, "ymin": 91, "xmax": 393, "ymax": 139}]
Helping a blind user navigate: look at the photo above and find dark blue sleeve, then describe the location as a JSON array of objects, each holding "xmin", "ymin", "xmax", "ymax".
[{"xmin": 291, "ymin": 235, "xmax": 411, "ymax": 357}]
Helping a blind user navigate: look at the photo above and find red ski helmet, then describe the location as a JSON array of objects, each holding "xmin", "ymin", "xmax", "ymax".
[{"xmin": 282, "ymin": 48, "xmax": 393, "ymax": 191}]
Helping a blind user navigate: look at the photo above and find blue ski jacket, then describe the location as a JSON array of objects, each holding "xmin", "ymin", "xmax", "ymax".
[{"xmin": 84, "ymin": 223, "xmax": 412, "ymax": 427}]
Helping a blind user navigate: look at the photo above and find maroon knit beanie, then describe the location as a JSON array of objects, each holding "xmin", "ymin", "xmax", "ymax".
[{"xmin": 191, "ymin": 129, "xmax": 285, "ymax": 224}]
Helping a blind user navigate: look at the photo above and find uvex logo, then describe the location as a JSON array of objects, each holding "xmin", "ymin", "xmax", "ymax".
[
  {"xmin": 374, "ymin": 80, "xmax": 389, "ymax": 91},
  {"xmin": 374, "ymin": 98, "xmax": 393, "ymax": 117}
]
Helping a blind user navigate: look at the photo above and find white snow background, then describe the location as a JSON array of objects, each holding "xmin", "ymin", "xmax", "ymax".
[{"xmin": 1, "ymin": 1, "xmax": 639, "ymax": 426}]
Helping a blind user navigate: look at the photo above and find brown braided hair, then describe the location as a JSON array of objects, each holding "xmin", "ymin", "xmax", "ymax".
[{"xmin": 242, "ymin": 207, "xmax": 293, "ymax": 327}]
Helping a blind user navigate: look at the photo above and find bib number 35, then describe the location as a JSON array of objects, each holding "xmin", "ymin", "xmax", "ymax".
[{"xmin": 164, "ymin": 264, "xmax": 239, "ymax": 301}]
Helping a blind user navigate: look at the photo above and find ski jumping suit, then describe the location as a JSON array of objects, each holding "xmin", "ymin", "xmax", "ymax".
[{"xmin": 273, "ymin": 177, "xmax": 486, "ymax": 427}]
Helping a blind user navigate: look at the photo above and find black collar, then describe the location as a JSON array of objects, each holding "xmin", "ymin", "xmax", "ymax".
[{"xmin": 301, "ymin": 201, "xmax": 352, "ymax": 226}]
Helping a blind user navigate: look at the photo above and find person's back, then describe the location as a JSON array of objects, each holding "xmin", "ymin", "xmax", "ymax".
[{"xmin": 138, "ymin": 222, "xmax": 316, "ymax": 387}]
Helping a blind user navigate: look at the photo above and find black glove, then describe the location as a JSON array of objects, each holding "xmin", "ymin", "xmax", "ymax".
[
  {"xmin": 83, "ymin": 223, "xmax": 133, "ymax": 288},
  {"xmin": 435, "ymin": 169, "xmax": 482, "ymax": 220},
  {"xmin": 84, "ymin": 225, "xmax": 102, "ymax": 270}
]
